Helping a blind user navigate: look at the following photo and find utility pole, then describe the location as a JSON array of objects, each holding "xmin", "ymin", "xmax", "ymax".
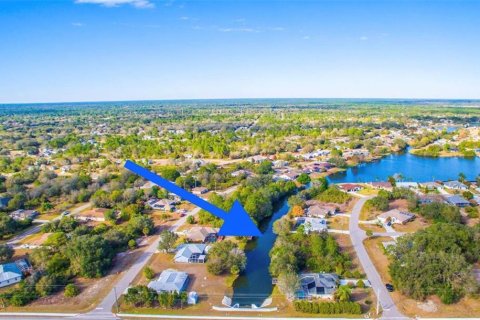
[
  {"xmin": 113, "ymin": 286, "xmax": 120, "ymax": 314},
  {"xmin": 376, "ymin": 288, "xmax": 380, "ymax": 316}
]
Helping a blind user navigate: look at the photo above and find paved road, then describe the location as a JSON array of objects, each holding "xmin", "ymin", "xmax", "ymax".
[
  {"xmin": 8, "ymin": 202, "xmax": 92, "ymax": 246},
  {"xmin": 88, "ymin": 185, "xmax": 238, "ymax": 319},
  {"xmin": 349, "ymin": 197, "xmax": 407, "ymax": 319}
]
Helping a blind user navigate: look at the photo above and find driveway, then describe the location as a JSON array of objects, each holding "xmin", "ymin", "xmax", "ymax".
[
  {"xmin": 88, "ymin": 185, "xmax": 239, "ymax": 318},
  {"xmin": 349, "ymin": 196, "xmax": 407, "ymax": 319}
]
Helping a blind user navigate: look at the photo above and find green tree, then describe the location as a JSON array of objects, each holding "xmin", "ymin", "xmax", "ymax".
[
  {"xmin": 158, "ymin": 230, "xmax": 178, "ymax": 252},
  {"xmin": 297, "ymin": 173, "xmax": 311, "ymax": 185},
  {"xmin": 334, "ymin": 285, "xmax": 352, "ymax": 302},
  {"xmin": 0, "ymin": 244, "xmax": 14, "ymax": 263}
]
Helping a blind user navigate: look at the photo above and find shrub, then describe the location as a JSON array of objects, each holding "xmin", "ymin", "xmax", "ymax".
[
  {"xmin": 143, "ymin": 267, "xmax": 155, "ymax": 280},
  {"xmin": 293, "ymin": 301, "xmax": 362, "ymax": 314},
  {"xmin": 64, "ymin": 284, "xmax": 80, "ymax": 297}
]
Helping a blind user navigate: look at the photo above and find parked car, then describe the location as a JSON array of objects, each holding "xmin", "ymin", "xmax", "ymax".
[
  {"xmin": 385, "ymin": 283, "xmax": 394, "ymax": 292},
  {"xmin": 61, "ymin": 211, "xmax": 70, "ymax": 216}
]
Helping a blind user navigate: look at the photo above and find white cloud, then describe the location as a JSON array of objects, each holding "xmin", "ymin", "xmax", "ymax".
[
  {"xmin": 218, "ymin": 27, "xmax": 259, "ymax": 33},
  {"xmin": 75, "ymin": 0, "xmax": 154, "ymax": 9}
]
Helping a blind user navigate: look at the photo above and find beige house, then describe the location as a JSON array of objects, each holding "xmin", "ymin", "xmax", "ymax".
[
  {"xmin": 186, "ymin": 226, "xmax": 219, "ymax": 243},
  {"xmin": 377, "ymin": 209, "xmax": 414, "ymax": 225}
]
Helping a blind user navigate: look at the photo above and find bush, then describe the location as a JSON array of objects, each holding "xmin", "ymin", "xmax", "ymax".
[
  {"xmin": 64, "ymin": 284, "xmax": 80, "ymax": 297},
  {"xmin": 143, "ymin": 267, "xmax": 155, "ymax": 280},
  {"xmin": 186, "ymin": 215, "xmax": 195, "ymax": 224},
  {"xmin": 293, "ymin": 300, "xmax": 362, "ymax": 314},
  {"xmin": 128, "ymin": 239, "xmax": 137, "ymax": 249},
  {"xmin": 356, "ymin": 279, "xmax": 365, "ymax": 288}
]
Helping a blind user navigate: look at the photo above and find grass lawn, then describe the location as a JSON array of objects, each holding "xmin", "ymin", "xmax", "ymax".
[
  {"xmin": 363, "ymin": 236, "xmax": 480, "ymax": 318},
  {"xmin": 327, "ymin": 216, "xmax": 349, "ymax": 230},
  {"xmin": 392, "ymin": 217, "xmax": 429, "ymax": 233},
  {"xmin": 18, "ymin": 232, "xmax": 51, "ymax": 245},
  {"xmin": 359, "ymin": 223, "xmax": 385, "ymax": 233},
  {"xmin": 357, "ymin": 188, "xmax": 379, "ymax": 196}
]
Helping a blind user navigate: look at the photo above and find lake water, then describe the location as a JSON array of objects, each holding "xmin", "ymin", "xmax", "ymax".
[
  {"xmin": 231, "ymin": 153, "xmax": 480, "ymax": 307},
  {"xmin": 329, "ymin": 151, "xmax": 480, "ymax": 183}
]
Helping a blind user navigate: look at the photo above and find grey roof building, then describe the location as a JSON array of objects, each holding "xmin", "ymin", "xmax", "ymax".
[
  {"xmin": 445, "ymin": 195, "xmax": 470, "ymax": 207},
  {"xmin": 297, "ymin": 273, "xmax": 339, "ymax": 299},
  {"xmin": 296, "ymin": 217, "xmax": 328, "ymax": 234},
  {"xmin": 0, "ymin": 262, "xmax": 23, "ymax": 288},
  {"xmin": 444, "ymin": 181, "xmax": 468, "ymax": 190},
  {"xmin": 174, "ymin": 244, "xmax": 209, "ymax": 263},
  {"xmin": 147, "ymin": 269, "xmax": 189, "ymax": 293}
]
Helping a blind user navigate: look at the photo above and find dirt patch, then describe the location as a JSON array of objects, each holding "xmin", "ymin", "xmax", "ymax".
[{"xmin": 417, "ymin": 300, "xmax": 438, "ymax": 312}]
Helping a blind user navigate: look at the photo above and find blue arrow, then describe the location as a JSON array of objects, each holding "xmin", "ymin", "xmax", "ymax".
[{"xmin": 124, "ymin": 160, "xmax": 262, "ymax": 237}]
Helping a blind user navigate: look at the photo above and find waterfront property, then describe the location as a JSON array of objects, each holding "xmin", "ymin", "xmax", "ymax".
[
  {"xmin": 338, "ymin": 183, "xmax": 363, "ymax": 192},
  {"xmin": 377, "ymin": 209, "xmax": 415, "ymax": 225},
  {"xmin": 297, "ymin": 273, "xmax": 339, "ymax": 299},
  {"xmin": 186, "ymin": 226, "xmax": 218, "ymax": 243},
  {"xmin": 443, "ymin": 180, "xmax": 468, "ymax": 190},
  {"xmin": 368, "ymin": 181, "xmax": 393, "ymax": 191},
  {"xmin": 148, "ymin": 269, "xmax": 190, "ymax": 293},
  {"xmin": 174, "ymin": 244, "xmax": 210, "ymax": 263},
  {"xmin": 295, "ymin": 217, "xmax": 328, "ymax": 233}
]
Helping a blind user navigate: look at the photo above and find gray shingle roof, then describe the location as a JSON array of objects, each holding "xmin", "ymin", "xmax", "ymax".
[{"xmin": 147, "ymin": 269, "xmax": 189, "ymax": 293}]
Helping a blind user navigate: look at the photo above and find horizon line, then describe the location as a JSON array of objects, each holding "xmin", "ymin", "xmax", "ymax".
[{"xmin": 2, "ymin": 97, "xmax": 480, "ymax": 106}]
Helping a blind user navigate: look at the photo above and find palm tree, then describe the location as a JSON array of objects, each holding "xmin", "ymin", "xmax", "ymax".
[{"xmin": 334, "ymin": 285, "xmax": 352, "ymax": 302}]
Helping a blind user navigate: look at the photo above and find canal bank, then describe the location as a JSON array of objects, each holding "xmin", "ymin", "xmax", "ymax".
[{"xmin": 231, "ymin": 198, "xmax": 291, "ymax": 307}]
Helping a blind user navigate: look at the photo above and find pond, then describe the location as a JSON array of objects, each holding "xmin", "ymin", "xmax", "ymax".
[{"xmin": 231, "ymin": 153, "xmax": 480, "ymax": 307}]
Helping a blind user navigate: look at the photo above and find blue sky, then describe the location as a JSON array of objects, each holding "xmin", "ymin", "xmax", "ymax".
[{"xmin": 0, "ymin": 0, "xmax": 479, "ymax": 103}]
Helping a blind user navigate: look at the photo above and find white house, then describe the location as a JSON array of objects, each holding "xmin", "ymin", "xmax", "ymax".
[{"xmin": 0, "ymin": 262, "xmax": 23, "ymax": 288}]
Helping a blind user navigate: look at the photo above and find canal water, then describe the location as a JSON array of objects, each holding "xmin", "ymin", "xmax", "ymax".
[
  {"xmin": 231, "ymin": 153, "xmax": 480, "ymax": 307},
  {"xmin": 231, "ymin": 199, "xmax": 291, "ymax": 306}
]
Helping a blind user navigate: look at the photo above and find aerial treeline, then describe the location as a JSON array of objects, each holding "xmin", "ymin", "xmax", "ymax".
[
  {"xmin": 198, "ymin": 175, "xmax": 296, "ymax": 226},
  {"xmin": 389, "ymin": 223, "xmax": 480, "ymax": 304}
]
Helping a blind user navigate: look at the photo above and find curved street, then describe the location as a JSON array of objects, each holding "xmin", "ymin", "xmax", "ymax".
[{"xmin": 348, "ymin": 196, "xmax": 407, "ymax": 319}]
